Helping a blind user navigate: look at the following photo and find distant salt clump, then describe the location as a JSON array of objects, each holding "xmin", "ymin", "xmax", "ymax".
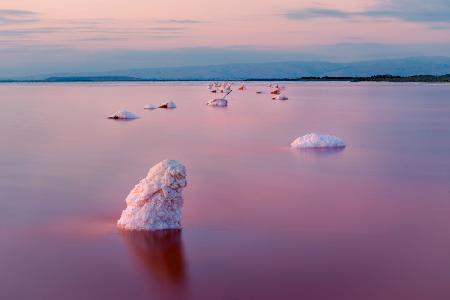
[
  {"xmin": 144, "ymin": 104, "xmax": 156, "ymax": 110},
  {"xmin": 291, "ymin": 133, "xmax": 346, "ymax": 149},
  {"xmin": 271, "ymin": 88, "xmax": 281, "ymax": 95},
  {"xmin": 158, "ymin": 101, "xmax": 176, "ymax": 109},
  {"xmin": 206, "ymin": 98, "xmax": 228, "ymax": 107},
  {"xmin": 272, "ymin": 95, "xmax": 288, "ymax": 100},
  {"xmin": 108, "ymin": 109, "xmax": 138, "ymax": 120},
  {"xmin": 117, "ymin": 159, "xmax": 187, "ymax": 231},
  {"xmin": 207, "ymin": 89, "xmax": 231, "ymax": 107},
  {"xmin": 238, "ymin": 84, "xmax": 246, "ymax": 91},
  {"xmin": 208, "ymin": 83, "xmax": 217, "ymax": 93},
  {"xmin": 220, "ymin": 82, "xmax": 232, "ymax": 93}
]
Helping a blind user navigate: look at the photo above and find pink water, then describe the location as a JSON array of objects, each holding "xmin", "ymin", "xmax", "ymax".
[{"xmin": 1, "ymin": 82, "xmax": 449, "ymax": 300}]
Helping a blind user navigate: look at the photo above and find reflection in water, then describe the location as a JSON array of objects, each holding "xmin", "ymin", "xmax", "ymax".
[
  {"xmin": 292, "ymin": 147, "xmax": 346, "ymax": 156},
  {"xmin": 120, "ymin": 229, "xmax": 187, "ymax": 288},
  {"xmin": 3, "ymin": 84, "xmax": 450, "ymax": 299}
]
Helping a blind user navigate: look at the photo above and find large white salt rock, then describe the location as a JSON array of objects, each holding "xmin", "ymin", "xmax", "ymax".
[
  {"xmin": 272, "ymin": 94, "xmax": 288, "ymax": 100},
  {"xmin": 144, "ymin": 104, "xmax": 156, "ymax": 110},
  {"xmin": 291, "ymin": 133, "xmax": 346, "ymax": 149},
  {"xmin": 108, "ymin": 109, "xmax": 138, "ymax": 119},
  {"xmin": 158, "ymin": 101, "xmax": 176, "ymax": 109},
  {"xmin": 117, "ymin": 160, "xmax": 187, "ymax": 231},
  {"xmin": 206, "ymin": 98, "xmax": 228, "ymax": 107}
]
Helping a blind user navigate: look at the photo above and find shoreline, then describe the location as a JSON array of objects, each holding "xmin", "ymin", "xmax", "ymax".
[{"xmin": 1, "ymin": 74, "xmax": 449, "ymax": 83}]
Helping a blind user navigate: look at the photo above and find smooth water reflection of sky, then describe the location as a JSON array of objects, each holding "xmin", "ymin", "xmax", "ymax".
[{"xmin": 0, "ymin": 82, "xmax": 450, "ymax": 300}]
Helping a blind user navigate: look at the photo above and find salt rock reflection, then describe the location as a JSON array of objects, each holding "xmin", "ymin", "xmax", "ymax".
[
  {"xmin": 121, "ymin": 229, "xmax": 187, "ymax": 286},
  {"xmin": 295, "ymin": 147, "xmax": 346, "ymax": 156}
]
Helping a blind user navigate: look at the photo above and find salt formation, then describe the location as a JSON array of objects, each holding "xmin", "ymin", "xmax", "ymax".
[
  {"xmin": 117, "ymin": 160, "xmax": 187, "ymax": 231},
  {"xmin": 222, "ymin": 87, "xmax": 232, "ymax": 93},
  {"xmin": 206, "ymin": 98, "xmax": 228, "ymax": 107},
  {"xmin": 290, "ymin": 133, "xmax": 346, "ymax": 149},
  {"xmin": 208, "ymin": 83, "xmax": 217, "ymax": 93},
  {"xmin": 271, "ymin": 87, "xmax": 281, "ymax": 95},
  {"xmin": 238, "ymin": 84, "xmax": 246, "ymax": 91},
  {"xmin": 220, "ymin": 82, "xmax": 232, "ymax": 93},
  {"xmin": 270, "ymin": 84, "xmax": 285, "ymax": 95},
  {"xmin": 108, "ymin": 109, "xmax": 138, "ymax": 119},
  {"xmin": 158, "ymin": 101, "xmax": 176, "ymax": 109},
  {"xmin": 272, "ymin": 95, "xmax": 288, "ymax": 100},
  {"xmin": 207, "ymin": 90, "xmax": 231, "ymax": 107},
  {"xmin": 144, "ymin": 104, "xmax": 156, "ymax": 110}
]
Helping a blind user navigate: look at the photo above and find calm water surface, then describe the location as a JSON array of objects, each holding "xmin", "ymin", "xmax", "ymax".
[{"xmin": 1, "ymin": 82, "xmax": 449, "ymax": 300}]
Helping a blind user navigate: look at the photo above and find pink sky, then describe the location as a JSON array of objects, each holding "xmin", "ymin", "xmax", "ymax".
[
  {"xmin": 1, "ymin": 0, "xmax": 449, "ymax": 50},
  {"xmin": 1, "ymin": 0, "xmax": 449, "ymax": 76}
]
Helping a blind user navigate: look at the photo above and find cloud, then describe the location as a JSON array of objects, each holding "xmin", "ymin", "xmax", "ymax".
[
  {"xmin": 147, "ymin": 27, "xmax": 188, "ymax": 32},
  {"xmin": 156, "ymin": 19, "xmax": 207, "ymax": 24},
  {"xmin": 285, "ymin": 0, "xmax": 450, "ymax": 23},
  {"xmin": 0, "ymin": 9, "xmax": 39, "ymax": 25},
  {"xmin": 0, "ymin": 20, "xmax": 187, "ymax": 40},
  {"xmin": 285, "ymin": 8, "xmax": 352, "ymax": 20}
]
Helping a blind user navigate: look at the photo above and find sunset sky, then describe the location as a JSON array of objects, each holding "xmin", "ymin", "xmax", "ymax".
[{"xmin": 1, "ymin": 0, "xmax": 449, "ymax": 76}]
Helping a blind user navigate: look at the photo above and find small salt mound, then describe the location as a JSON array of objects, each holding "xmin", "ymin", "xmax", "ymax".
[
  {"xmin": 117, "ymin": 159, "xmax": 187, "ymax": 231},
  {"xmin": 238, "ymin": 84, "xmax": 246, "ymax": 91},
  {"xmin": 256, "ymin": 91, "xmax": 264, "ymax": 94},
  {"xmin": 270, "ymin": 88, "xmax": 281, "ymax": 95},
  {"xmin": 272, "ymin": 95, "xmax": 288, "ymax": 100},
  {"xmin": 206, "ymin": 98, "xmax": 228, "ymax": 107},
  {"xmin": 144, "ymin": 104, "xmax": 156, "ymax": 110},
  {"xmin": 291, "ymin": 133, "xmax": 346, "ymax": 149},
  {"xmin": 108, "ymin": 109, "xmax": 138, "ymax": 120},
  {"xmin": 158, "ymin": 101, "xmax": 176, "ymax": 109}
]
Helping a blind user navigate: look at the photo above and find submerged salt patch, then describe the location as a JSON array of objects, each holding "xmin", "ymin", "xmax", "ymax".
[
  {"xmin": 206, "ymin": 98, "xmax": 228, "ymax": 107},
  {"xmin": 158, "ymin": 101, "xmax": 176, "ymax": 109},
  {"xmin": 117, "ymin": 160, "xmax": 187, "ymax": 231},
  {"xmin": 108, "ymin": 109, "xmax": 138, "ymax": 120},
  {"xmin": 272, "ymin": 95, "xmax": 288, "ymax": 100},
  {"xmin": 144, "ymin": 104, "xmax": 156, "ymax": 110},
  {"xmin": 290, "ymin": 133, "xmax": 346, "ymax": 149}
]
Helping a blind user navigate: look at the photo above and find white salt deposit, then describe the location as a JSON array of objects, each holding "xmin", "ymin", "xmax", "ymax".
[
  {"xmin": 158, "ymin": 101, "xmax": 176, "ymax": 109},
  {"xmin": 117, "ymin": 159, "xmax": 187, "ymax": 231},
  {"xmin": 272, "ymin": 95, "xmax": 288, "ymax": 100},
  {"xmin": 144, "ymin": 104, "xmax": 156, "ymax": 110},
  {"xmin": 206, "ymin": 98, "xmax": 228, "ymax": 107},
  {"xmin": 108, "ymin": 109, "xmax": 138, "ymax": 120},
  {"xmin": 290, "ymin": 133, "xmax": 346, "ymax": 149}
]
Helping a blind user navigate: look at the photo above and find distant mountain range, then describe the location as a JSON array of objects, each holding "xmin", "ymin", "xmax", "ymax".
[{"xmin": 5, "ymin": 56, "xmax": 450, "ymax": 81}]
